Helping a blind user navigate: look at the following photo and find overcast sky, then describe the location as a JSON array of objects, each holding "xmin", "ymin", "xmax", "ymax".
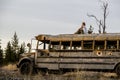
[{"xmin": 0, "ymin": 0, "xmax": 120, "ymax": 48}]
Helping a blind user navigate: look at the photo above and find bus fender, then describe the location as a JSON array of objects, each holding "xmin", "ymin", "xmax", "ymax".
[{"xmin": 17, "ymin": 57, "xmax": 34, "ymax": 68}]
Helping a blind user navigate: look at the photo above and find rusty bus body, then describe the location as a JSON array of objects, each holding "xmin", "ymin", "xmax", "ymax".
[{"xmin": 17, "ymin": 33, "xmax": 120, "ymax": 75}]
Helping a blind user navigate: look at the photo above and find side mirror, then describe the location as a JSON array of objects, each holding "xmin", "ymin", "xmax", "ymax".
[{"xmin": 27, "ymin": 43, "xmax": 31, "ymax": 53}]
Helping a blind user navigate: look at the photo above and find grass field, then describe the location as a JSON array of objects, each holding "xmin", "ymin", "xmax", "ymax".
[{"xmin": 0, "ymin": 64, "xmax": 120, "ymax": 80}]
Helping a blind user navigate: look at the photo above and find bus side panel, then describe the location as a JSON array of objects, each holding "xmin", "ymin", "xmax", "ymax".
[
  {"xmin": 49, "ymin": 51, "xmax": 120, "ymax": 70},
  {"xmin": 60, "ymin": 64, "xmax": 115, "ymax": 70},
  {"xmin": 37, "ymin": 63, "xmax": 59, "ymax": 70},
  {"xmin": 55, "ymin": 51, "xmax": 120, "ymax": 57},
  {"xmin": 36, "ymin": 57, "xmax": 59, "ymax": 70},
  {"xmin": 36, "ymin": 51, "xmax": 120, "ymax": 70},
  {"xmin": 59, "ymin": 58, "xmax": 118, "ymax": 70}
]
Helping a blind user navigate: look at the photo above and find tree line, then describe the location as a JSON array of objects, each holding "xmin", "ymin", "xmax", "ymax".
[{"xmin": 0, "ymin": 32, "xmax": 26, "ymax": 66}]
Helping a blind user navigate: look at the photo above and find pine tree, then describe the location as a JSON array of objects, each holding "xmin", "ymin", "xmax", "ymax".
[
  {"xmin": 11, "ymin": 32, "xmax": 19, "ymax": 61},
  {"xmin": 19, "ymin": 42, "xmax": 26, "ymax": 54},
  {"xmin": 5, "ymin": 41, "xmax": 16, "ymax": 63},
  {"xmin": 18, "ymin": 42, "xmax": 26, "ymax": 60},
  {"xmin": 0, "ymin": 39, "xmax": 3, "ymax": 65}
]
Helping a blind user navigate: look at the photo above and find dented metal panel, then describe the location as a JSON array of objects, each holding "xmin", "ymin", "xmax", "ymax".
[{"xmin": 36, "ymin": 51, "xmax": 120, "ymax": 70}]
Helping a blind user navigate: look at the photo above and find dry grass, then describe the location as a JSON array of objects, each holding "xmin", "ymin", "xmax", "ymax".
[
  {"xmin": 1, "ymin": 64, "xmax": 17, "ymax": 71},
  {"xmin": 0, "ymin": 64, "xmax": 120, "ymax": 80},
  {"xmin": 63, "ymin": 70, "xmax": 120, "ymax": 80},
  {"xmin": 31, "ymin": 70, "xmax": 120, "ymax": 80}
]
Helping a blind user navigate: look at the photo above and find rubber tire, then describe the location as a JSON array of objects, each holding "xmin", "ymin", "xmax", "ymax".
[
  {"xmin": 115, "ymin": 64, "xmax": 120, "ymax": 76},
  {"xmin": 19, "ymin": 62, "xmax": 33, "ymax": 75}
]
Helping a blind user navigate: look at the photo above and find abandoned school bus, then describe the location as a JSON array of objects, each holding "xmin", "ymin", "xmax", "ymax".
[{"xmin": 17, "ymin": 33, "xmax": 120, "ymax": 75}]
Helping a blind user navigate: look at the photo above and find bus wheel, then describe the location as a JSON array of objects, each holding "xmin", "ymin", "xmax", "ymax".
[
  {"xmin": 115, "ymin": 64, "xmax": 120, "ymax": 76},
  {"xmin": 19, "ymin": 62, "xmax": 33, "ymax": 75}
]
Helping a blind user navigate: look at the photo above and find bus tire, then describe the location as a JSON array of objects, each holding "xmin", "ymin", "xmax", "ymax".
[
  {"xmin": 115, "ymin": 64, "xmax": 120, "ymax": 76},
  {"xmin": 19, "ymin": 62, "xmax": 33, "ymax": 75}
]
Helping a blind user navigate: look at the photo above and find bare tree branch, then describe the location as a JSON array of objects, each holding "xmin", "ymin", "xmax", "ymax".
[
  {"xmin": 102, "ymin": 1, "xmax": 108, "ymax": 33},
  {"xmin": 87, "ymin": 14, "xmax": 102, "ymax": 33},
  {"xmin": 87, "ymin": 0, "xmax": 109, "ymax": 33},
  {"xmin": 87, "ymin": 14, "xmax": 99, "ymax": 22}
]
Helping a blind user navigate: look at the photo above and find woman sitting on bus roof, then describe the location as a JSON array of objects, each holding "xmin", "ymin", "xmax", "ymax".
[{"xmin": 75, "ymin": 22, "xmax": 87, "ymax": 34}]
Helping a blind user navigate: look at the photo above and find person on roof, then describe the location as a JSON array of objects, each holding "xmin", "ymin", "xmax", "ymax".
[
  {"xmin": 88, "ymin": 25, "xmax": 94, "ymax": 34},
  {"xmin": 75, "ymin": 22, "xmax": 87, "ymax": 34}
]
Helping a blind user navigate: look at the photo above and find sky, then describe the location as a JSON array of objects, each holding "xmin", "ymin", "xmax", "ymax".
[{"xmin": 0, "ymin": 0, "xmax": 120, "ymax": 49}]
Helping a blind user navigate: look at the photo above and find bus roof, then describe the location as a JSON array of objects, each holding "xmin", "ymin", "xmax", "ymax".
[{"xmin": 35, "ymin": 33, "xmax": 120, "ymax": 41}]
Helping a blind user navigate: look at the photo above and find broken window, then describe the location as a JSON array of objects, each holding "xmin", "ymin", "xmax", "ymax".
[
  {"xmin": 61, "ymin": 41, "xmax": 71, "ymax": 50},
  {"xmin": 50, "ymin": 41, "xmax": 60, "ymax": 50},
  {"xmin": 83, "ymin": 41, "xmax": 93, "ymax": 50},
  {"xmin": 72, "ymin": 41, "xmax": 81, "ymax": 50},
  {"xmin": 106, "ymin": 40, "xmax": 117, "ymax": 50},
  {"xmin": 95, "ymin": 41, "xmax": 104, "ymax": 50}
]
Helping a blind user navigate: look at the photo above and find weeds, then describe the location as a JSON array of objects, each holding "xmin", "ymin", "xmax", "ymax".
[{"xmin": 0, "ymin": 64, "xmax": 120, "ymax": 80}]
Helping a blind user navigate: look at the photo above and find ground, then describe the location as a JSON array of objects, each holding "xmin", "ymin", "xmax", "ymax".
[{"xmin": 0, "ymin": 64, "xmax": 120, "ymax": 80}]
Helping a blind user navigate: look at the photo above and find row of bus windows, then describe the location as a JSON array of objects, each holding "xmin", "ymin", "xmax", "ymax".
[{"xmin": 49, "ymin": 40, "xmax": 119, "ymax": 50}]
